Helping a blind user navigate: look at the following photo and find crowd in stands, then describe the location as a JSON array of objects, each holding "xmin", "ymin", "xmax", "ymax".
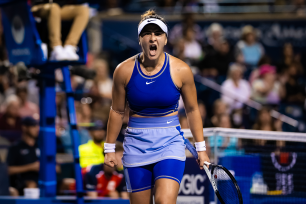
[
  {"xmin": 0, "ymin": 0, "xmax": 305, "ymax": 199},
  {"xmin": 169, "ymin": 14, "xmax": 306, "ymax": 154},
  {"xmin": 92, "ymin": 0, "xmax": 306, "ymax": 16}
]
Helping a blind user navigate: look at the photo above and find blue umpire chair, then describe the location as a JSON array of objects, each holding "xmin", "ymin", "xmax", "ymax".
[
  {"xmin": 0, "ymin": 1, "xmax": 130, "ymax": 203},
  {"xmin": 0, "ymin": 1, "xmax": 86, "ymax": 204}
]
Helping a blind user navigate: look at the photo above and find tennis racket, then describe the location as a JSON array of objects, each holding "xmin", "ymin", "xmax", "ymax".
[{"xmin": 183, "ymin": 137, "xmax": 243, "ymax": 204}]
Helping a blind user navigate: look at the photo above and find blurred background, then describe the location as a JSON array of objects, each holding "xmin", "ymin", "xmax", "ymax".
[{"xmin": 0, "ymin": 0, "xmax": 306, "ymax": 203}]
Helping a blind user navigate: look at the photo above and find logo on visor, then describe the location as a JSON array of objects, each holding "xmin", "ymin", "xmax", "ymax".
[{"xmin": 147, "ymin": 19, "xmax": 156, "ymax": 22}]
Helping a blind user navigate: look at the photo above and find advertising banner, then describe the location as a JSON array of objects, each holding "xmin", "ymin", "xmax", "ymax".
[
  {"xmin": 177, "ymin": 158, "xmax": 210, "ymax": 204},
  {"xmin": 1, "ymin": 1, "xmax": 45, "ymax": 66},
  {"xmin": 102, "ymin": 19, "xmax": 306, "ymax": 62}
]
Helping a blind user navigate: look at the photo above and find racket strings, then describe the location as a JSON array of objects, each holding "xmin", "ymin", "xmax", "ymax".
[{"xmin": 213, "ymin": 167, "xmax": 240, "ymax": 204}]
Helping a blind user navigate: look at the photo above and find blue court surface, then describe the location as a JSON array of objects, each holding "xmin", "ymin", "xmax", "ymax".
[
  {"xmin": 250, "ymin": 195, "xmax": 306, "ymax": 204},
  {"xmin": 0, "ymin": 197, "xmax": 130, "ymax": 204}
]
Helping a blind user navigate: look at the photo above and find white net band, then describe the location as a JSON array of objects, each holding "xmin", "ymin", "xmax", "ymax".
[{"xmin": 182, "ymin": 128, "xmax": 306, "ymax": 142}]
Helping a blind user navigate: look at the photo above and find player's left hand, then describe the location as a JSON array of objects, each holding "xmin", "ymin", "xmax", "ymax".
[
  {"xmin": 197, "ymin": 151, "xmax": 210, "ymax": 170},
  {"xmin": 105, "ymin": 152, "xmax": 118, "ymax": 168}
]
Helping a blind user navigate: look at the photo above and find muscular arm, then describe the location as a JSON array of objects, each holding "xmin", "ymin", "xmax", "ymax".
[
  {"xmin": 173, "ymin": 58, "xmax": 210, "ymax": 167},
  {"xmin": 105, "ymin": 58, "xmax": 134, "ymax": 167},
  {"xmin": 179, "ymin": 64, "xmax": 204, "ymax": 143},
  {"xmin": 106, "ymin": 66, "xmax": 127, "ymax": 144}
]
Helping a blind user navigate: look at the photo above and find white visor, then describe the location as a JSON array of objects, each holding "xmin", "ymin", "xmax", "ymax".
[{"xmin": 138, "ymin": 18, "xmax": 168, "ymax": 36}]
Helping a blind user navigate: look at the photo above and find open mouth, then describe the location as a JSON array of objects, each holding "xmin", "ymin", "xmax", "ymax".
[{"xmin": 149, "ymin": 44, "xmax": 157, "ymax": 56}]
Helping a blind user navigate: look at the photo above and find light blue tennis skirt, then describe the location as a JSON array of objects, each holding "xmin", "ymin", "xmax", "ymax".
[{"xmin": 122, "ymin": 115, "xmax": 186, "ymax": 167}]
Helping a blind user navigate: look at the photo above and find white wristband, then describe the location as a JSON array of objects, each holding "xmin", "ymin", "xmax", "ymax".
[
  {"xmin": 104, "ymin": 143, "xmax": 116, "ymax": 153},
  {"xmin": 195, "ymin": 141, "xmax": 206, "ymax": 151}
]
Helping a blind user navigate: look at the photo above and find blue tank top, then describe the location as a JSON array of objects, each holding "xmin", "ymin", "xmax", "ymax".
[{"xmin": 126, "ymin": 53, "xmax": 180, "ymax": 116}]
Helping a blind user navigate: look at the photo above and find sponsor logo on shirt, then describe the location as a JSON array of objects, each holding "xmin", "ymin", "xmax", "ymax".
[{"xmin": 146, "ymin": 81, "xmax": 155, "ymax": 85}]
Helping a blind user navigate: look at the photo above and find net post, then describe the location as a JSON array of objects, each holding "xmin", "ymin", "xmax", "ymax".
[
  {"xmin": 213, "ymin": 128, "xmax": 219, "ymax": 204},
  {"xmin": 213, "ymin": 128, "xmax": 219, "ymax": 164}
]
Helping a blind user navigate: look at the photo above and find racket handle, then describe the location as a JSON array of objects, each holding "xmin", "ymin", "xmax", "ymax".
[{"xmin": 204, "ymin": 161, "xmax": 211, "ymax": 165}]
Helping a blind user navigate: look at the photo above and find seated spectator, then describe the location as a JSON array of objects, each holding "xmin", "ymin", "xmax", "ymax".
[
  {"xmin": 213, "ymin": 39, "xmax": 235, "ymax": 76},
  {"xmin": 174, "ymin": 26, "xmax": 202, "ymax": 63},
  {"xmin": 31, "ymin": 0, "xmax": 89, "ymax": 61},
  {"xmin": 93, "ymin": 59, "xmax": 113, "ymax": 100},
  {"xmin": 198, "ymin": 100, "xmax": 212, "ymax": 127},
  {"xmin": 85, "ymin": 142, "xmax": 128, "ymax": 199},
  {"xmin": 277, "ymin": 43, "xmax": 301, "ymax": 74},
  {"xmin": 173, "ymin": 38, "xmax": 185, "ymax": 61},
  {"xmin": 293, "ymin": 0, "xmax": 306, "ymax": 16},
  {"xmin": 235, "ymin": 25, "xmax": 264, "ymax": 68},
  {"xmin": 251, "ymin": 65, "xmax": 281, "ymax": 105},
  {"xmin": 0, "ymin": 95, "xmax": 22, "ymax": 142},
  {"xmin": 75, "ymin": 103, "xmax": 92, "ymax": 145},
  {"xmin": 16, "ymin": 86, "xmax": 39, "ymax": 120},
  {"xmin": 199, "ymin": 23, "xmax": 229, "ymax": 77},
  {"xmin": 169, "ymin": 13, "xmax": 203, "ymax": 46},
  {"xmin": 209, "ymin": 114, "xmax": 242, "ymax": 156},
  {"xmin": 59, "ymin": 102, "xmax": 91, "ymax": 153},
  {"xmin": 69, "ymin": 75, "xmax": 88, "ymax": 101},
  {"xmin": 0, "ymin": 66, "xmax": 15, "ymax": 106},
  {"xmin": 252, "ymin": 107, "xmax": 284, "ymax": 149},
  {"xmin": 26, "ymin": 77, "xmax": 40, "ymax": 106},
  {"xmin": 105, "ymin": 0, "xmax": 123, "ymax": 16},
  {"xmin": 0, "ymin": 136, "xmax": 10, "ymax": 162},
  {"xmin": 79, "ymin": 121, "xmax": 106, "ymax": 168},
  {"xmin": 206, "ymin": 23, "xmax": 224, "ymax": 52},
  {"xmin": 280, "ymin": 62, "xmax": 305, "ymax": 105},
  {"xmin": 221, "ymin": 63, "xmax": 251, "ymax": 113},
  {"xmin": 76, "ymin": 102, "xmax": 92, "ymax": 125},
  {"xmin": 249, "ymin": 55, "xmax": 271, "ymax": 84},
  {"xmin": 200, "ymin": 39, "xmax": 234, "ymax": 77},
  {"xmin": 90, "ymin": 99, "xmax": 111, "ymax": 123},
  {"xmin": 253, "ymin": 107, "xmax": 282, "ymax": 132},
  {"xmin": 54, "ymin": 119, "xmax": 65, "ymax": 154},
  {"xmin": 55, "ymin": 92, "xmax": 67, "ymax": 121},
  {"xmin": 6, "ymin": 117, "xmax": 40, "ymax": 195},
  {"xmin": 211, "ymin": 99, "xmax": 228, "ymax": 127},
  {"xmin": 158, "ymin": 0, "xmax": 176, "ymax": 12}
]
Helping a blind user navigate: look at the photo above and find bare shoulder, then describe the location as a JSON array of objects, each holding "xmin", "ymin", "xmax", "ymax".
[
  {"xmin": 113, "ymin": 55, "xmax": 136, "ymax": 86},
  {"xmin": 168, "ymin": 55, "xmax": 191, "ymax": 72},
  {"xmin": 168, "ymin": 55, "xmax": 193, "ymax": 85}
]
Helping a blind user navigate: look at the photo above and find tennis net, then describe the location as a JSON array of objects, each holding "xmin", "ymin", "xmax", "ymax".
[{"xmin": 182, "ymin": 128, "xmax": 306, "ymax": 204}]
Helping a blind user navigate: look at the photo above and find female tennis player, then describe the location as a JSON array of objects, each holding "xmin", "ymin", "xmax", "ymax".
[{"xmin": 104, "ymin": 10, "xmax": 210, "ymax": 204}]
